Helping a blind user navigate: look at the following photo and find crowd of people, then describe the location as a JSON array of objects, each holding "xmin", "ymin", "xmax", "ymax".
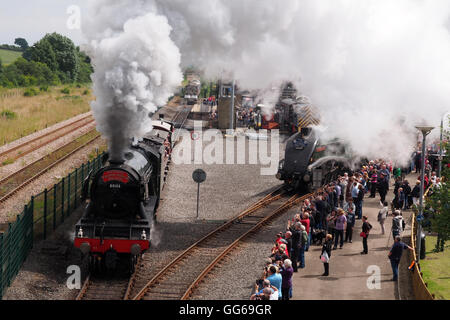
[
  {"xmin": 250, "ymin": 156, "xmax": 437, "ymax": 300},
  {"xmin": 236, "ymin": 108, "xmax": 263, "ymax": 129}
]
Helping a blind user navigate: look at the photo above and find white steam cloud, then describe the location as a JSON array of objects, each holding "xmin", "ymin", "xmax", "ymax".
[
  {"xmin": 83, "ymin": 0, "xmax": 450, "ymax": 164},
  {"xmin": 83, "ymin": 6, "xmax": 182, "ymax": 161}
]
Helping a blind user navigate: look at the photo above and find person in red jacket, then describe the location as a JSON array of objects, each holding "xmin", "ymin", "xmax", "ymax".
[{"xmin": 300, "ymin": 212, "xmax": 311, "ymax": 251}]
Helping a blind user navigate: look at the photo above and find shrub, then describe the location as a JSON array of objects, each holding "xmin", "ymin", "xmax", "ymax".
[
  {"xmin": 1, "ymin": 158, "xmax": 14, "ymax": 166},
  {"xmin": 1, "ymin": 110, "xmax": 17, "ymax": 119},
  {"xmin": 39, "ymin": 85, "xmax": 49, "ymax": 92},
  {"xmin": 23, "ymin": 87, "xmax": 38, "ymax": 97},
  {"xmin": 83, "ymin": 89, "xmax": 89, "ymax": 95},
  {"xmin": 61, "ymin": 87, "xmax": 70, "ymax": 94}
]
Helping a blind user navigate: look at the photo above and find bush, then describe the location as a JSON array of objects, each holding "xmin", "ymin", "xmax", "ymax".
[
  {"xmin": 60, "ymin": 87, "xmax": 70, "ymax": 94},
  {"xmin": 1, "ymin": 110, "xmax": 17, "ymax": 119},
  {"xmin": 83, "ymin": 89, "xmax": 89, "ymax": 95},
  {"xmin": 39, "ymin": 85, "xmax": 49, "ymax": 92},
  {"xmin": 23, "ymin": 87, "xmax": 38, "ymax": 97},
  {"xmin": 1, "ymin": 158, "xmax": 14, "ymax": 166}
]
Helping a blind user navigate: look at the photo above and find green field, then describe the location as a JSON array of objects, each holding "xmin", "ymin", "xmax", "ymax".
[
  {"xmin": 420, "ymin": 235, "xmax": 450, "ymax": 300},
  {"xmin": 0, "ymin": 49, "xmax": 22, "ymax": 65}
]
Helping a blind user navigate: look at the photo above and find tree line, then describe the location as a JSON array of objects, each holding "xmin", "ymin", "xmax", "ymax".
[{"xmin": 0, "ymin": 33, "xmax": 93, "ymax": 88}]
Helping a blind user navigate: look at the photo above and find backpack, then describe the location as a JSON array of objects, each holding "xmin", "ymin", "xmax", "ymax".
[
  {"xmin": 300, "ymin": 231, "xmax": 308, "ymax": 247},
  {"xmin": 347, "ymin": 213, "xmax": 355, "ymax": 225},
  {"xmin": 393, "ymin": 217, "xmax": 402, "ymax": 231}
]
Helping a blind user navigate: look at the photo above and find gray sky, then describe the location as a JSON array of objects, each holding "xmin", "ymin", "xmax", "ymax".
[{"xmin": 0, "ymin": 0, "xmax": 89, "ymax": 46}]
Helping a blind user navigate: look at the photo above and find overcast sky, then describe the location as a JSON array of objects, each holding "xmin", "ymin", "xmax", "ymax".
[{"xmin": 0, "ymin": 0, "xmax": 89, "ymax": 46}]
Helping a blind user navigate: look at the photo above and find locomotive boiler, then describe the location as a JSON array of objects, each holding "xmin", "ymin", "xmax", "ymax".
[
  {"xmin": 276, "ymin": 127, "xmax": 352, "ymax": 191},
  {"xmin": 74, "ymin": 120, "xmax": 173, "ymax": 273}
]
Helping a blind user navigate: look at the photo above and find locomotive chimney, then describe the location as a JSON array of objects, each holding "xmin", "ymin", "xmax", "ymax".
[{"xmin": 109, "ymin": 158, "xmax": 125, "ymax": 166}]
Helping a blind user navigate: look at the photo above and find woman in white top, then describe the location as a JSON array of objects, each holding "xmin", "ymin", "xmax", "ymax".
[{"xmin": 377, "ymin": 201, "xmax": 389, "ymax": 235}]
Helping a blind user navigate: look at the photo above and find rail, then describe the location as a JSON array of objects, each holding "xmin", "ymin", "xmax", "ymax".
[
  {"xmin": 171, "ymin": 105, "xmax": 192, "ymax": 144},
  {"xmin": 129, "ymin": 188, "xmax": 308, "ymax": 300},
  {"xmin": 0, "ymin": 113, "xmax": 94, "ymax": 161},
  {"xmin": 0, "ymin": 152, "xmax": 105, "ymax": 299},
  {"xmin": 75, "ymin": 186, "xmax": 285, "ymax": 301},
  {"xmin": 0, "ymin": 132, "xmax": 101, "ymax": 204}
]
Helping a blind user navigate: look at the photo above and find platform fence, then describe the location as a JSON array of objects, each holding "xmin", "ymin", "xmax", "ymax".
[{"xmin": 0, "ymin": 153, "xmax": 104, "ymax": 299}]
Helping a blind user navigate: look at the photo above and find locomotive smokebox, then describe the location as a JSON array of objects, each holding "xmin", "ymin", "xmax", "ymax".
[{"xmin": 109, "ymin": 158, "xmax": 125, "ymax": 166}]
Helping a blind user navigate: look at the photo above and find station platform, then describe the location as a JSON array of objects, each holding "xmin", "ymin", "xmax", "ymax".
[{"xmin": 291, "ymin": 175, "xmax": 416, "ymax": 300}]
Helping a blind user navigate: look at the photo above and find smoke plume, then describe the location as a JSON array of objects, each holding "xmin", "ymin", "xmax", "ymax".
[
  {"xmin": 84, "ymin": 0, "xmax": 450, "ymax": 164},
  {"xmin": 83, "ymin": 4, "xmax": 182, "ymax": 161}
]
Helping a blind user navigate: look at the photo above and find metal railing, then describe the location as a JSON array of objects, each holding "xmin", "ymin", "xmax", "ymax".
[
  {"xmin": 0, "ymin": 153, "xmax": 104, "ymax": 299},
  {"xmin": 408, "ymin": 183, "xmax": 435, "ymax": 300},
  {"xmin": 409, "ymin": 209, "xmax": 435, "ymax": 300}
]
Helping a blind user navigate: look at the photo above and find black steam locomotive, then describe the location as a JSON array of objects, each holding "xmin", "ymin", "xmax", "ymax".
[
  {"xmin": 276, "ymin": 127, "xmax": 352, "ymax": 191},
  {"xmin": 268, "ymin": 82, "xmax": 321, "ymax": 134},
  {"xmin": 74, "ymin": 119, "xmax": 173, "ymax": 273}
]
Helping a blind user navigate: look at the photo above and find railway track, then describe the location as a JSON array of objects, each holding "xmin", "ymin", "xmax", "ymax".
[
  {"xmin": 75, "ymin": 186, "xmax": 290, "ymax": 300},
  {"xmin": 126, "ymin": 189, "xmax": 310, "ymax": 301},
  {"xmin": 171, "ymin": 105, "xmax": 192, "ymax": 145},
  {"xmin": 0, "ymin": 130, "xmax": 101, "ymax": 204},
  {"xmin": 0, "ymin": 113, "xmax": 94, "ymax": 163}
]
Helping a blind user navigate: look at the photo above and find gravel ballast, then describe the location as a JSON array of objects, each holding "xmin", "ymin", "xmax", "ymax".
[{"xmin": 3, "ymin": 119, "xmax": 291, "ymax": 300}]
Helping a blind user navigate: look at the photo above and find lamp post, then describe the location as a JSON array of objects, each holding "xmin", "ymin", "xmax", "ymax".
[
  {"xmin": 230, "ymin": 79, "xmax": 235, "ymax": 130},
  {"xmin": 438, "ymin": 112, "xmax": 449, "ymax": 178},
  {"xmin": 415, "ymin": 125, "xmax": 434, "ymax": 262}
]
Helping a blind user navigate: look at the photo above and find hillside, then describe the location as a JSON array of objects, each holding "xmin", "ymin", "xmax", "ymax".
[{"xmin": 0, "ymin": 49, "xmax": 22, "ymax": 65}]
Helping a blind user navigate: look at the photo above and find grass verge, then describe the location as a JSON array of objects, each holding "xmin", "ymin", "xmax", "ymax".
[
  {"xmin": 0, "ymin": 85, "xmax": 93, "ymax": 146},
  {"xmin": 420, "ymin": 235, "xmax": 450, "ymax": 300}
]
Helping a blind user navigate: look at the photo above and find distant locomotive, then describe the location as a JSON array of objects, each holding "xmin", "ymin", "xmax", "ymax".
[
  {"xmin": 184, "ymin": 78, "xmax": 201, "ymax": 105},
  {"xmin": 276, "ymin": 127, "xmax": 352, "ymax": 191},
  {"xmin": 74, "ymin": 119, "xmax": 173, "ymax": 273},
  {"xmin": 260, "ymin": 82, "xmax": 320, "ymax": 134}
]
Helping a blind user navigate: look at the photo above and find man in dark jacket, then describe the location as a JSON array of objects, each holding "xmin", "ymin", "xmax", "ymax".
[
  {"xmin": 361, "ymin": 216, "xmax": 372, "ymax": 254},
  {"xmin": 288, "ymin": 222, "xmax": 302, "ymax": 273},
  {"xmin": 411, "ymin": 180, "xmax": 421, "ymax": 206},
  {"xmin": 402, "ymin": 180, "xmax": 412, "ymax": 209},
  {"xmin": 414, "ymin": 152, "xmax": 422, "ymax": 173},
  {"xmin": 321, "ymin": 234, "xmax": 333, "ymax": 276},
  {"xmin": 345, "ymin": 206, "xmax": 356, "ymax": 243},
  {"xmin": 284, "ymin": 231, "xmax": 293, "ymax": 254},
  {"xmin": 355, "ymin": 184, "xmax": 365, "ymax": 219},
  {"xmin": 314, "ymin": 196, "xmax": 327, "ymax": 229},
  {"xmin": 388, "ymin": 236, "xmax": 413, "ymax": 281},
  {"xmin": 378, "ymin": 173, "xmax": 389, "ymax": 205}
]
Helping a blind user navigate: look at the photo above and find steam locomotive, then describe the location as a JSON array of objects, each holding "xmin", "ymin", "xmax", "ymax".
[
  {"xmin": 276, "ymin": 127, "xmax": 352, "ymax": 191},
  {"xmin": 184, "ymin": 78, "xmax": 201, "ymax": 105},
  {"xmin": 258, "ymin": 82, "xmax": 320, "ymax": 134},
  {"xmin": 74, "ymin": 119, "xmax": 173, "ymax": 273}
]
